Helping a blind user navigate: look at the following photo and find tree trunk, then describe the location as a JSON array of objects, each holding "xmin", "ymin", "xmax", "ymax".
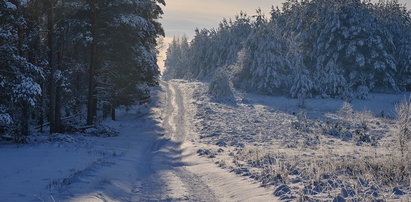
[
  {"xmin": 39, "ymin": 83, "xmax": 45, "ymax": 133},
  {"xmin": 55, "ymin": 28, "xmax": 66, "ymax": 133},
  {"xmin": 55, "ymin": 84, "xmax": 61, "ymax": 132},
  {"xmin": 48, "ymin": 0, "xmax": 56, "ymax": 134},
  {"xmin": 21, "ymin": 102, "xmax": 29, "ymax": 137},
  {"xmin": 28, "ymin": 4, "xmax": 44, "ymax": 133},
  {"xmin": 16, "ymin": 7, "xmax": 29, "ymax": 138},
  {"xmin": 75, "ymin": 71, "xmax": 81, "ymax": 115},
  {"xmin": 87, "ymin": 1, "xmax": 97, "ymax": 126},
  {"xmin": 111, "ymin": 107, "xmax": 116, "ymax": 121}
]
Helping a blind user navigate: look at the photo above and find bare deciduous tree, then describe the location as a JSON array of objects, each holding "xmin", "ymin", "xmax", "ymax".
[{"xmin": 395, "ymin": 96, "xmax": 411, "ymax": 158}]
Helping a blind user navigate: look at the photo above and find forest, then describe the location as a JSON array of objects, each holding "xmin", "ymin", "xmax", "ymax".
[
  {"xmin": 0, "ymin": 0, "xmax": 410, "ymax": 200},
  {"xmin": 164, "ymin": 0, "xmax": 411, "ymax": 101},
  {"xmin": 0, "ymin": 0, "xmax": 165, "ymax": 142}
]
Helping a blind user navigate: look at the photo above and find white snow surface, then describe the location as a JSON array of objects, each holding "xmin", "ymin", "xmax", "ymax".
[
  {"xmin": 173, "ymin": 79, "xmax": 411, "ymax": 201},
  {"xmin": 0, "ymin": 81, "xmax": 275, "ymax": 201}
]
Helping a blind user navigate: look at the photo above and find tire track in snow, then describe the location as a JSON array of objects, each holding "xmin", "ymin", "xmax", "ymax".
[
  {"xmin": 173, "ymin": 85, "xmax": 187, "ymax": 142},
  {"xmin": 161, "ymin": 81, "xmax": 218, "ymax": 202},
  {"xmin": 165, "ymin": 81, "xmax": 277, "ymax": 202},
  {"xmin": 164, "ymin": 81, "xmax": 178, "ymax": 141}
]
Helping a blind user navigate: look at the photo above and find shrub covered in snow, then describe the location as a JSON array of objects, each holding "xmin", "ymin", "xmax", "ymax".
[
  {"xmin": 338, "ymin": 101, "xmax": 354, "ymax": 120},
  {"xmin": 208, "ymin": 71, "xmax": 234, "ymax": 100},
  {"xmin": 83, "ymin": 125, "xmax": 118, "ymax": 137}
]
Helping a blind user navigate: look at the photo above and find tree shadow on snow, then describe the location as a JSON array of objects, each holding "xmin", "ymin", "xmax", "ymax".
[{"xmin": 47, "ymin": 108, "xmax": 196, "ymax": 201}]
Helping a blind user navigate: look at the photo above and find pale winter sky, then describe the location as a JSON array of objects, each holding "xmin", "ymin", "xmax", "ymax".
[{"xmin": 158, "ymin": 0, "xmax": 411, "ymax": 71}]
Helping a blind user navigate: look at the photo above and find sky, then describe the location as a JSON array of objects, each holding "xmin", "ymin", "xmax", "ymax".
[{"xmin": 157, "ymin": 0, "xmax": 411, "ymax": 71}]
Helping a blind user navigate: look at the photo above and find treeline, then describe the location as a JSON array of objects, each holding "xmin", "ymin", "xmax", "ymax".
[
  {"xmin": 0, "ymin": 0, "xmax": 165, "ymax": 142},
  {"xmin": 164, "ymin": 0, "xmax": 411, "ymax": 100}
]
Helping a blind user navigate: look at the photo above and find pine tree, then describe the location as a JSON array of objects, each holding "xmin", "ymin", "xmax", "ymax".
[
  {"xmin": 0, "ymin": 0, "xmax": 43, "ymax": 141},
  {"xmin": 373, "ymin": 0, "xmax": 411, "ymax": 91},
  {"xmin": 237, "ymin": 20, "xmax": 289, "ymax": 95},
  {"xmin": 165, "ymin": 12, "xmax": 252, "ymax": 81},
  {"xmin": 92, "ymin": 0, "xmax": 165, "ymax": 120},
  {"xmin": 163, "ymin": 37, "xmax": 179, "ymax": 80},
  {"xmin": 340, "ymin": 0, "xmax": 397, "ymax": 98},
  {"xmin": 287, "ymin": 35, "xmax": 313, "ymax": 103},
  {"xmin": 163, "ymin": 36, "xmax": 189, "ymax": 80}
]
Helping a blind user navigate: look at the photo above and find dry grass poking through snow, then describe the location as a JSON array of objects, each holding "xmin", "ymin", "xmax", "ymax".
[
  {"xmin": 175, "ymin": 80, "xmax": 411, "ymax": 201},
  {"xmin": 232, "ymin": 145, "xmax": 410, "ymax": 201}
]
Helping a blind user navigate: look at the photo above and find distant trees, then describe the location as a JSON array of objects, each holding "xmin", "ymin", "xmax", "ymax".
[
  {"xmin": 163, "ymin": 36, "xmax": 189, "ymax": 80},
  {"xmin": 163, "ymin": 0, "xmax": 411, "ymax": 100},
  {"xmin": 164, "ymin": 12, "xmax": 252, "ymax": 80},
  {"xmin": 0, "ymin": 0, "xmax": 165, "ymax": 142}
]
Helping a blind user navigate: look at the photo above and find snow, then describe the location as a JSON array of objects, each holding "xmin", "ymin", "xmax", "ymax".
[
  {"xmin": 173, "ymin": 79, "xmax": 411, "ymax": 201},
  {"xmin": 0, "ymin": 112, "xmax": 12, "ymax": 126},
  {"xmin": 160, "ymin": 81, "xmax": 275, "ymax": 201},
  {"xmin": 0, "ymin": 77, "xmax": 409, "ymax": 201},
  {"xmin": 4, "ymin": 1, "xmax": 16, "ymax": 10},
  {"xmin": 18, "ymin": 0, "xmax": 28, "ymax": 6},
  {"xmin": 0, "ymin": 137, "xmax": 98, "ymax": 200},
  {"xmin": 114, "ymin": 14, "xmax": 151, "ymax": 30},
  {"xmin": 135, "ymin": 46, "xmax": 157, "ymax": 72},
  {"xmin": 12, "ymin": 76, "xmax": 42, "ymax": 106},
  {"xmin": 0, "ymin": 81, "xmax": 277, "ymax": 201}
]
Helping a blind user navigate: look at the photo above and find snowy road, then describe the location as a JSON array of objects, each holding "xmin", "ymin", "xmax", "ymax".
[
  {"xmin": 52, "ymin": 81, "xmax": 220, "ymax": 201},
  {"xmin": 154, "ymin": 81, "xmax": 276, "ymax": 202},
  {"xmin": 160, "ymin": 81, "xmax": 218, "ymax": 201},
  {"xmin": 0, "ymin": 81, "xmax": 275, "ymax": 202}
]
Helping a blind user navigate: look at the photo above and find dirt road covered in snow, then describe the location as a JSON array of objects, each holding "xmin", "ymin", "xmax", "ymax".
[
  {"xmin": 0, "ymin": 81, "xmax": 275, "ymax": 201},
  {"xmin": 58, "ymin": 80, "xmax": 275, "ymax": 201},
  {"xmin": 159, "ymin": 81, "xmax": 275, "ymax": 202}
]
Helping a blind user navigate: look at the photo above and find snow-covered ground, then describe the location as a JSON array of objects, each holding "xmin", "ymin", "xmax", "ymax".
[
  {"xmin": 0, "ymin": 81, "xmax": 276, "ymax": 201},
  {"xmin": 1, "ymin": 79, "xmax": 409, "ymax": 201},
  {"xmin": 174, "ymin": 79, "xmax": 411, "ymax": 201}
]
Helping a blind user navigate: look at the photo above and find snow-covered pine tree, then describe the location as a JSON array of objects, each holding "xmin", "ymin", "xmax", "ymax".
[
  {"xmin": 163, "ymin": 37, "xmax": 180, "ymax": 80},
  {"xmin": 236, "ymin": 17, "xmax": 289, "ymax": 95},
  {"xmin": 169, "ymin": 12, "xmax": 252, "ymax": 81},
  {"xmin": 54, "ymin": 0, "xmax": 91, "ymax": 124},
  {"xmin": 281, "ymin": 0, "xmax": 401, "ymax": 99},
  {"xmin": 306, "ymin": 0, "xmax": 348, "ymax": 98},
  {"xmin": 224, "ymin": 12, "xmax": 252, "ymax": 67},
  {"xmin": 287, "ymin": 35, "xmax": 313, "ymax": 104},
  {"xmin": 372, "ymin": 0, "xmax": 411, "ymax": 91},
  {"xmin": 45, "ymin": 0, "xmax": 165, "ymax": 122},
  {"xmin": 186, "ymin": 28, "xmax": 211, "ymax": 80},
  {"xmin": 96, "ymin": 0, "xmax": 165, "ymax": 120},
  {"xmin": 0, "ymin": 0, "xmax": 166, "ymax": 139},
  {"xmin": 0, "ymin": 0, "xmax": 43, "ymax": 141},
  {"xmin": 163, "ymin": 35, "xmax": 189, "ymax": 80},
  {"xmin": 163, "ymin": 0, "xmax": 411, "ymax": 99},
  {"xmin": 174, "ymin": 35, "xmax": 190, "ymax": 79},
  {"xmin": 320, "ymin": 0, "xmax": 397, "ymax": 98}
]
